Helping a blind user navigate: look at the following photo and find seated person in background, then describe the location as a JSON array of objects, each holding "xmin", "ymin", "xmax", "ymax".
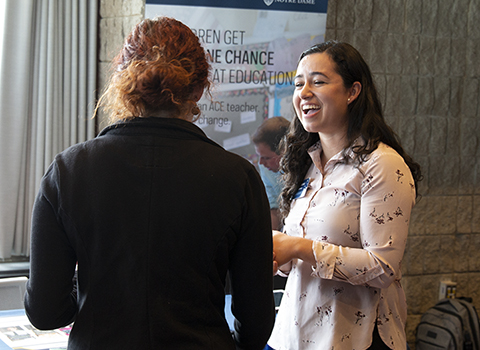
[
  {"xmin": 24, "ymin": 16, "xmax": 275, "ymax": 350},
  {"xmin": 252, "ymin": 117, "xmax": 290, "ymax": 231}
]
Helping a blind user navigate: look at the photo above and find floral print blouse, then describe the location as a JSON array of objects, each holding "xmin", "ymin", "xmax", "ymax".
[{"xmin": 268, "ymin": 141, "xmax": 416, "ymax": 350}]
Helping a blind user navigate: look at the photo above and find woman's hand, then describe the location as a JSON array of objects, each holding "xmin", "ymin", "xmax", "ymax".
[
  {"xmin": 272, "ymin": 231, "xmax": 296, "ymax": 267},
  {"xmin": 273, "ymin": 252, "xmax": 279, "ymax": 276},
  {"xmin": 272, "ymin": 231, "xmax": 316, "ymax": 274},
  {"xmin": 272, "ymin": 231, "xmax": 287, "ymax": 276}
]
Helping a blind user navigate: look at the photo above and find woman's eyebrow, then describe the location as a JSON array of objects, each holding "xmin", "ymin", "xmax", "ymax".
[
  {"xmin": 295, "ymin": 71, "xmax": 328, "ymax": 79},
  {"xmin": 309, "ymin": 71, "xmax": 328, "ymax": 78}
]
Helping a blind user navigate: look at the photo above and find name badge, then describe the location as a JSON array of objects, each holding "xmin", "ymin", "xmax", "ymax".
[{"xmin": 293, "ymin": 178, "xmax": 310, "ymax": 199}]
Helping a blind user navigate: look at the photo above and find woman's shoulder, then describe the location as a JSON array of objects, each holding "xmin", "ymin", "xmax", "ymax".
[
  {"xmin": 223, "ymin": 149, "xmax": 260, "ymax": 177},
  {"xmin": 358, "ymin": 142, "xmax": 410, "ymax": 173},
  {"xmin": 372, "ymin": 142, "xmax": 402, "ymax": 157},
  {"xmin": 364, "ymin": 142, "xmax": 404, "ymax": 160},
  {"xmin": 54, "ymin": 138, "xmax": 104, "ymax": 165}
]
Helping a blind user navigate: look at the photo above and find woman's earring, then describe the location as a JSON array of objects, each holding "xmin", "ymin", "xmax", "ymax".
[
  {"xmin": 192, "ymin": 104, "xmax": 201, "ymax": 116},
  {"xmin": 347, "ymin": 98, "xmax": 351, "ymax": 103}
]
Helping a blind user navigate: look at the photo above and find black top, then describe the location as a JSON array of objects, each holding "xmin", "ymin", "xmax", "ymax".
[{"xmin": 25, "ymin": 117, "xmax": 275, "ymax": 350}]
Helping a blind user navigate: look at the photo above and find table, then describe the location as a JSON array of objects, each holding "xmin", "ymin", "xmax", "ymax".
[{"xmin": 0, "ymin": 309, "xmax": 68, "ymax": 350}]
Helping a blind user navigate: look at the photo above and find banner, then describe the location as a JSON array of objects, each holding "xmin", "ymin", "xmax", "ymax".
[{"xmin": 146, "ymin": 0, "xmax": 328, "ymax": 162}]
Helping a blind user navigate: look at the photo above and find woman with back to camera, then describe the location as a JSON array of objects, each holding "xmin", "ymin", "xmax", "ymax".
[
  {"xmin": 24, "ymin": 17, "xmax": 275, "ymax": 350},
  {"xmin": 267, "ymin": 41, "xmax": 422, "ymax": 350}
]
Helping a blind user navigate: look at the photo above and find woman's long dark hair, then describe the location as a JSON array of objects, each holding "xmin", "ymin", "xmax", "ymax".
[{"xmin": 279, "ymin": 41, "xmax": 422, "ymax": 217}]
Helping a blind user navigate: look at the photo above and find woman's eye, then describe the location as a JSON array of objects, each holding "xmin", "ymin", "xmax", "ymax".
[
  {"xmin": 314, "ymin": 80, "xmax": 325, "ymax": 85},
  {"xmin": 295, "ymin": 82, "xmax": 304, "ymax": 88}
]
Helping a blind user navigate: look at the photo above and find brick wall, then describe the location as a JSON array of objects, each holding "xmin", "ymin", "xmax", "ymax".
[
  {"xmin": 97, "ymin": 0, "xmax": 145, "ymax": 128},
  {"xmin": 98, "ymin": 0, "xmax": 480, "ymax": 347},
  {"xmin": 327, "ymin": 0, "xmax": 480, "ymax": 347}
]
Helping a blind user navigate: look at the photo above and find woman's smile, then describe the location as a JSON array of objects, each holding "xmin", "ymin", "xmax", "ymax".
[
  {"xmin": 293, "ymin": 52, "xmax": 352, "ymax": 136},
  {"xmin": 301, "ymin": 104, "xmax": 321, "ymax": 116}
]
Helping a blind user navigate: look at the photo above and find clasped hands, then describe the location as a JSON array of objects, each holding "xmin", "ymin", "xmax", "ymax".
[
  {"xmin": 272, "ymin": 230, "xmax": 315, "ymax": 276},
  {"xmin": 272, "ymin": 230, "xmax": 295, "ymax": 275}
]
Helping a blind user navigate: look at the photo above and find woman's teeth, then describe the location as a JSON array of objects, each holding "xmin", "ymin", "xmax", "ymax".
[{"xmin": 302, "ymin": 105, "xmax": 320, "ymax": 114}]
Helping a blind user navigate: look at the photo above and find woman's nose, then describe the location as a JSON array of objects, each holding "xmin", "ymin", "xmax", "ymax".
[{"xmin": 299, "ymin": 83, "xmax": 312, "ymax": 99}]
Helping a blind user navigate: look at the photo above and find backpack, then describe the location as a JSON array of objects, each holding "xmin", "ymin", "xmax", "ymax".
[{"xmin": 416, "ymin": 298, "xmax": 480, "ymax": 350}]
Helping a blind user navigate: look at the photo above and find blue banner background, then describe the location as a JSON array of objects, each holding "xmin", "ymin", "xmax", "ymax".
[{"xmin": 145, "ymin": 0, "xmax": 327, "ymax": 13}]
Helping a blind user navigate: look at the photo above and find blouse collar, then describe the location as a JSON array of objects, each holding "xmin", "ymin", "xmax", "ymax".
[{"xmin": 307, "ymin": 136, "xmax": 365, "ymax": 171}]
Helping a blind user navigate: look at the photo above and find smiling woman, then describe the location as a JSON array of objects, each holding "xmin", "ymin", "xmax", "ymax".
[
  {"xmin": 267, "ymin": 41, "xmax": 423, "ymax": 350},
  {"xmin": 293, "ymin": 51, "xmax": 361, "ymax": 144}
]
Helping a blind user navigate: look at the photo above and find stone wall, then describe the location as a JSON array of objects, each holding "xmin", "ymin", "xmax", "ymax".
[
  {"xmin": 325, "ymin": 0, "xmax": 480, "ymax": 347},
  {"xmin": 97, "ymin": 0, "xmax": 145, "ymax": 129},
  {"xmin": 98, "ymin": 0, "xmax": 480, "ymax": 347}
]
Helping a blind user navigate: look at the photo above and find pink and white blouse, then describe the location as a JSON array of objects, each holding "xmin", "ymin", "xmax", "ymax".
[{"xmin": 268, "ymin": 141, "xmax": 416, "ymax": 350}]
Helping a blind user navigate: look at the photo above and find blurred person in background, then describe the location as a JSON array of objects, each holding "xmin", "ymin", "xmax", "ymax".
[{"xmin": 253, "ymin": 117, "xmax": 290, "ymax": 231}]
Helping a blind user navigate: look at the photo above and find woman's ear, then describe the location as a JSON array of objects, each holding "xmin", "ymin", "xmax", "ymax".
[
  {"xmin": 348, "ymin": 82, "xmax": 362, "ymax": 104},
  {"xmin": 192, "ymin": 85, "xmax": 204, "ymax": 102}
]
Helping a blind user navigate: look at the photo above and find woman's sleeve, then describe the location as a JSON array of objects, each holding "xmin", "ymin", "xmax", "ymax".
[
  {"xmin": 229, "ymin": 166, "xmax": 275, "ymax": 350},
  {"xmin": 24, "ymin": 162, "xmax": 78, "ymax": 330},
  {"xmin": 310, "ymin": 150, "xmax": 416, "ymax": 289}
]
